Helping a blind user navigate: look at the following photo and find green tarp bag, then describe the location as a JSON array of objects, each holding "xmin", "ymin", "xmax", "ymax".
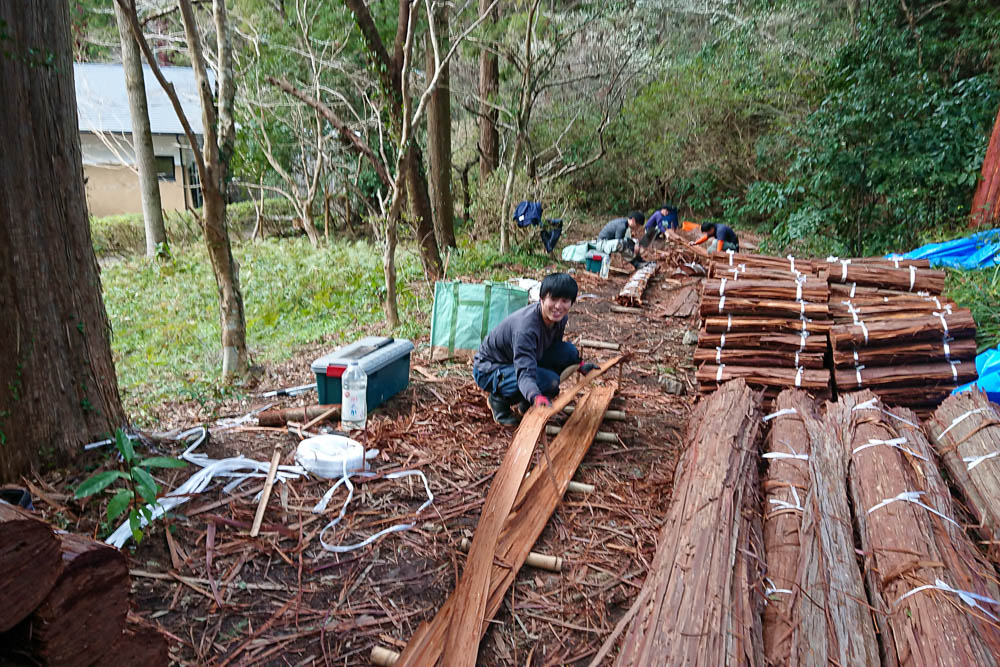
[{"xmin": 429, "ymin": 281, "xmax": 529, "ymax": 361}]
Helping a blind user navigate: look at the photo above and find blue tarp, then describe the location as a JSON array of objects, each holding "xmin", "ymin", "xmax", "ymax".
[
  {"xmin": 953, "ymin": 346, "xmax": 1000, "ymax": 403},
  {"xmin": 892, "ymin": 228, "xmax": 1000, "ymax": 270}
]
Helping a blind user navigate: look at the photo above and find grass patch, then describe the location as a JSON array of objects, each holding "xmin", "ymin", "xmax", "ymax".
[
  {"xmin": 102, "ymin": 232, "xmax": 559, "ymax": 422},
  {"xmin": 944, "ymin": 265, "xmax": 1000, "ymax": 352}
]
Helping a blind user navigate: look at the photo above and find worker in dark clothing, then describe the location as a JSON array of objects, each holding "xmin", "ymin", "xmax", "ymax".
[
  {"xmin": 472, "ymin": 273, "xmax": 599, "ymax": 426},
  {"xmin": 598, "ymin": 211, "xmax": 647, "ymax": 268},
  {"xmin": 691, "ymin": 221, "xmax": 739, "ymax": 253},
  {"xmin": 644, "ymin": 203, "xmax": 679, "ymax": 235}
]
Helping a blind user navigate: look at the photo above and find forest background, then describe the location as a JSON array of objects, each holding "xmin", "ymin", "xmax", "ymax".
[{"xmin": 70, "ymin": 0, "xmax": 1000, "ymax": 419}]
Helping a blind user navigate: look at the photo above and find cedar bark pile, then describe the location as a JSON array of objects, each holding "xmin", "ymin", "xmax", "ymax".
[
  {"xmin": 696, "ymin": 253, "xmax": 832, "ymax": 401},
  {"xmin": 926, "ymin": 390, "xmax": 1000, "ymax": 563},
  {"xmin": 608, "ymin": 380, "xmax": 764, "ymax": 666},
  {"xmin": 837, "ymin": 391, "xmax": 1000, "ymax": 665},
  {"xmin": 616, "ymin": 262, "xmax": 659, "ymax": 306}
]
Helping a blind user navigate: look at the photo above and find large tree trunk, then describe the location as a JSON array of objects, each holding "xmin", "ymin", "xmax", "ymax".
[
  {"xmin": 478, "ymin": 0, "xmax": 500, "ymax": 181},
  {"xmin": 426, "ymin": 8, "xmax": 456, "ymax": 248},
  {"xmin": 405, "ymin": 144, "xmax": 444, "ymax": 280},
  {"xmin": 0, "ymin": 2, "xmax": 125, "ymax": 481},
  {"xmin": 113, "ymin": 1, "xmax": 168, "ymax": 258}
]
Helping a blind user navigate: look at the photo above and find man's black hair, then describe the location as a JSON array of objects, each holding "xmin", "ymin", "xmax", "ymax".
[
  {"xmin": 661, "ymin": 203, "xmax": 674, "ymax": 211},
  {"xmin": 701, "ymin": 221, "xmax": 717, "ymax": 233},
  {"xmin": 627, "ymin": 210, "xmax": 645, "ymax": 226},
  {"xmin": 540, "ymin": 272, "xmax": 578, "ymax": 303}
]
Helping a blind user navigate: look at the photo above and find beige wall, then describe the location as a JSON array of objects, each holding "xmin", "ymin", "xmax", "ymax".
[{"xmin": 84, "ymin": 164, "xmax": 187, "ymax": 218}]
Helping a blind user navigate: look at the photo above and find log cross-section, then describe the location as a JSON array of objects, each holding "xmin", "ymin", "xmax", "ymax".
[{"xmin": 0, "ymin": 500, "xmax": 62, "ymax": 632}]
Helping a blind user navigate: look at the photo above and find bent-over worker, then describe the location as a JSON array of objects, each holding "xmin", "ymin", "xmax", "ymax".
[
  {"xmin": 691, "ymin": 220, "xmax": 739, "ymax": 253},
  {"xmin": 472, "ymin": 273, "xmax": 599, "ymax": 426},
  {"xmin": 598, "ymin": 211, "xmax": 648, "ymax": 268},
  {"xmin": 644, "ymin": 203, "xmax": 679, "ymax": 236}
]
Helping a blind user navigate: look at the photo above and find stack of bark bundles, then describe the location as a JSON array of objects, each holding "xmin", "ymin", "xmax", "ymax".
[
  {"xmin": 696, "ymin": 252, "xmax": 832, "ymax": 403},
  {"xmin": 926, "ymin": 389, "xmax": 1000, "ymax": 564},
  {"xmin": 0, "ymin": 500, "xmax": 168, "ymax": 667},
  {"xmin": 611, "ymin": 380, "xmax": 764, "ymax": 666},
  {"xmin": 760, "ymin": 390, "xmax": 879, "ymax": 666},
  {"xmin": 826, "ymin": 255, "xmax": 977, "ymax": 409},
  {"xmin": 836, "ymin": 391, "xmax": 1000, "ymax": 664}
]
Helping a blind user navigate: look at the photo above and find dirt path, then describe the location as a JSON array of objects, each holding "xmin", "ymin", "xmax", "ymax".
[{"xmin": 35, "ymin": 247, "xmax": 703, "ymax": 665}]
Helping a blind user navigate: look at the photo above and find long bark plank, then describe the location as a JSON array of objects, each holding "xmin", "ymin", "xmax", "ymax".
[
  {"xmin": 398, "ymin": 357, "xmax": 621, "ymax": 666},
  {"xmin": 826, "ymin": 261, "xmax": 945, "ymax": 293},
  {"xmin": 701, "ymin": 296, "xmax": 829, "ymax": 319},
  {"xmin": 611, "ymin": 380, "xmax": 764, "ymax": 666},
  {"xmin": 703, "ymin": 278, "xmax": 829, "ymax": 301},
  {"xmin": 837, "ymin": 391, "xmax": 1000, "ymax": 666},
  {"xmin": 833, "ymin": 361, "xmax": 977, "ymax": 390},
  {"xmin": 694, "ymin": 347, "xmax": 825, "ymax": 369},
  {"xmin": 829, "ymin": 309, "xmax": 976, "ymax": 349},
  {"xmin": 926, "ymin": 390, "xmax": 1000, "ymax": 562},
  {"xmin": 703, "ymin": 316, "xmax": 831, "ymax": 335},
  {"xmin": 699, "ymin": 330, "xmax": 827, "ymax": 352},
  {"xmin": 710, "ymin": 252, "xmax": 819, "ymax": 275},
  {"xmin": 0, "ymin": 501, "xmax": 62, "ymax": 632},
  {"xmin": 696, "ymin": 365, "xmax": 830, "ymax": 390},
  {"xmin": 831, "ymin": 337, "xmax": 977, "ymax": 368}
]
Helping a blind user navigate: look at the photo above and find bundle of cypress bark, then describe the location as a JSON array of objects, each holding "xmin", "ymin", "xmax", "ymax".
[
  {"xmin": 836, "ymin": 391, "xmax": 1000, "ymax": 664},
  {"xmin": 601, "ymin": 380, "xmax": 764, "ymax": 666},
  {"xmin": 696, "ymin": 253, "xmax": 832, "ymax": 402},
  {"xmin": 926, "ymin": 389, "xmax": 1000, "ymax": 563}
]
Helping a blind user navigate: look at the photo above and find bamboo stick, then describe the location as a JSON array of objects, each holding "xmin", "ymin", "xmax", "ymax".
[
  {"xmin": 250, "ymin": 447, "xmax": 282, "ymax": 538},
  {"xmin": 458, "ymin": 538, "xmax": 562, "ymax": 572},
  {"xmin": 545, "ymin": 424, "xmax": 617, "ymax": 442}
]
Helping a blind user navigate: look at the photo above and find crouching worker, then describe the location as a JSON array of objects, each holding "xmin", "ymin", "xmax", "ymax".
[
  {"xmin": 598, "ymin": 211, "xmax": 647, "ymax": 268},
  {"xmin": 691, "ymin": 220, "xmax": 739, "ymax": 252},
  {"xmin": 473, "ymin": 273, "xmax": 599, "ymax": 426}
]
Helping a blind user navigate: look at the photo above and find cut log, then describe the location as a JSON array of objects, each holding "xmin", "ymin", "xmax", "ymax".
[
  {"xmin": 6, "ymin": 532, "xmax": 130, "ymax": 667},
  {"xmin": 703, "ymin": 278, "xmax": 829, "ymax": 302},
  {"xmin": 761, "ymin": 391, "xmax": 816, "ymax": 665},
  {"xmin": 831, "ymin": 337, "xmax": 977, "ymax": 368},
  {"xmin": 710, "ymin": 251, "xmax": 818, "ymax": 275},
  {"xmin": 826, "ymin": 261, "xmax": 946, "ymax": 293},
  {"xmin": 829, "ymin": 299, "xmax": 959, "ymax": 322},
  {"xmin": 703, "ymin": 316, "xmax": 831, "ymax": 335},
  {"xmin": 257, "ymin": 404, "xmax": 340, "ymax": 427},
  {"xmin": 696, "ymin": 364, "xmax": 830, "ymax": 390},
  {"xmin": 694, "ymin": 347, "xmax": 825, "ymax": 369},
  {"xmin": 616, "ymin": 262, "xmax": 659, "ymax": 306},
  {"xmin": 832, "ymin": 256, "xmax": 931, "ymax": 268},
  {"xmin": 397, "ymin": 357, "xmax": 621, "ymax": 667},
  {"xmin": 828, "ymin": 309, "xmax": 976, "ymax": 349},
  {"xmin": 709, "ymin": 265, "xmax": 816, "ymax": 282},
  {"xmin": 830, "ymin": 281, "xmax": 944, "ymax": 299},
  {"xmin": 0, "ymin": 501, "xmax": 62, "ymax": 632},
  {"xmin": 605, "ymin": 380, "xmax": 763, "ymax": 666},
  {"xmin": 926, "ymin": 390, "xmax": 1000, "ymax": 562},
  {"xmin": 700, "ymin": 296, "xmax": 829, "ymax": 319},
  {"xmin": 837, "ymin": 391, "xmax": 1000, "ymax": 665},
  {"xmin": 107, "ymin": 623, "xmax": 169, "ymax": 667},
  {"xmin": 787, "ymin": 399, "xmax": 880, "ymax": 666},
  {"xmin": 832, "ymin": 361, "xmax": 977, "ymax": 390},
  {"xmin": 699, "ymin": 330, "xmax": 827, "ymax": 352}
]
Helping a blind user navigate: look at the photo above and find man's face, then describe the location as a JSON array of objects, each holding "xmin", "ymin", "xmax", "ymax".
[
  {"xmin": 539, "ymin": 294, "xmax": 573, "ymax": 325},
  {"xmin": 661, "ymin": 207, "xmax": 669, "ymax": 215}
]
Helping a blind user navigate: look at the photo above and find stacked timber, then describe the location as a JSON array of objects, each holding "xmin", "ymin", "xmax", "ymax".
[
  {"xmin": 926, "ymin": 390, "xmax": 1000, "ymax": 562},
  {"xmin": 761, "ymin": 390, "xmax": 880, "ymax": 666},
  {"xmin": 653, "ymin": 231, "xmax": 709, "ymax": 276},
  {"xmin": 0, "ymin": 500, "xmax": 168, "ymax": 666},
  {"xmin": 616, "ymin": 262, "xmax": 659, "ymax": 306},
  {"xmin": 603, "ymin": 380, "xmax": 764, "ymax": 666},
  {"xmin": 835, "ymin": 391, "xmax": 1000, "ymax": 664},
  {"xmin": 696, "ymin": 253, "xmax": 832, "ymax": 402},
  {"xmin": 827, "ymin": 258, "xmax": 978, "ymax": 408}
]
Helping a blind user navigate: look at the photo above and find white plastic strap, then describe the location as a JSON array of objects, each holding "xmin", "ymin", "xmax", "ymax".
[
  {"xmin": 855, "ymin": 365, "xmax": 865, "ymax": 387},
  {"xmin": 794, "ymin": 366, "xmax": 803, "ymax": 387},
  {"xmin": 964, "ymin": 451, "xmax": 1000, "ymax": 471},
  {"xmin": 867, "ymin": 490, "xmax": 960, "ymax": 528},
  {"xmin": 726, "ymin": 313, "xmax": 733, "ymax": 332},
  {"xmin": 763, "ymin": 407, "xmax": 797, "ymax": 422},
  {"xmin": 852, "ymin": 436, "xmax": 928, "ymax": 461},
  {"xmin": 943, "ymin": 338, "xmax": 952, "ymax": 361},
  {"xmin": 796, "ymin": 282, "xmax": 802, "ymax": 301},
  {"xmin": 720, "ymin": 333, "xmax": 726, "ymax": 348},
  {"xmin": 769, "ymin": 486, "xmax": 805, "ymax": 512},
  {"xmin": 850, "ymin": 282, "xmax": 857, "ymax": 298},
  {"xmin": 950, "ymin": 360, "xmax": 960, "ymax": 381},
  {"xmin": 316, "ymin": 467, "xmax": 434, "ymax": 553},
  {"xmin": 716, "ymin": 346, "xmax": 722, "ymax": 363},
  {"xmin": 800, "ymin": 300, "xmax": 806, "ymax": 317},
  {"xmin": 763, "ymin": 440, "xmax": 808, "ymax": 461},
  {"xmin": 858, "ymin": 320, "xmax": 869, "ymax": 344},
  {"xmin": 717, "ymin": 364, "xmax": 725, "ymax": 382},
  {"xmin": 934, "ymin": 296, "xmax": 942, "ymax": 309},
  {"xmin": 787, "ymin": 255, "xmax": 796, "ymax": 273},
  {"xmin": 795, "ymin": 350, "xmax": 801, "ymax": 367},
  {"xmin": 936, "ymin": 408, "xmax": 988, "ymax": 441},
  {"xmin": 909, "ymin": 265, "xmax": 916, "ymax": 291},
  {"xmin": 893, "ymin": 256, "xmax": 900, "ymax": 268},
  {"xmin": 934, "ymin": 311, "xmax": 949, "ymax": 335},
  {"xmin": 727, "ymin": 249, "xmax": 734, "ymax": 265},
  {"xmin": 896, "ymin": 578, "xmax": 1000, "ymax": 622},
  {"xmin": 852, "ymin": 397, "xmax": 920, "ymax": 427},
  {"xmin": 799, "ymin": 330, "xmax": 809, "ymax": 350},
  {"xmin": 841, "ymin": 259, "xmax": 850, "ymax": 281},
  {"xmin": 719, "ymin": 295, "xmax": 726, "ymax": 313},
  {"xmin": 719, "ymin": 278, "xmax": 728, "ymax": 296},
  {"xmin": 764, "ymin": 577, "xmax": 794, "ymax": 600},
  {"xmin": 853, "ymin": 348, "xmax": 860, "ymax": 364}
]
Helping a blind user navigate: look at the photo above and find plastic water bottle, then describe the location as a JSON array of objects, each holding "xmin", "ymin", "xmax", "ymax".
[
  {"xmin": 340, "ymin": 362, "xmax": 368, "ymax": 431},
  {"xmin": 599, "ymin": 253, "xmax": 610, "ymax": 279}
]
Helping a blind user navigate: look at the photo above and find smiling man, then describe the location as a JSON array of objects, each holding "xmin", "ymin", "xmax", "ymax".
[{"xmin": 472, "ymin": 273, "xmax": 598, "ymax": 426}]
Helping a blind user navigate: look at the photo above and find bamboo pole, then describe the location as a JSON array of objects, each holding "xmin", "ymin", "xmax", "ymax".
[{"xmin": 250, "ymin": 447, "xmax": 281, "ymax": 537}]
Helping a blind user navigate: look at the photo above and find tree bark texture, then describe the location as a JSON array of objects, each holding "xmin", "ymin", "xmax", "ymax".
[
  {"xmin": 477, "ymin": 0, "xmax": 499, "ymax": 181},
  {"xmin": 404, "ymin": 143, "xmax": 443, "ymax": 280},
  {"xmin": 426, "ymin": 7, "xmax": 456, "ymax": 248},
  {"xmin": 113, "ymin": 1, "xmax": 167, "ymax": 258},
  {"xmin": 0, "ymin": 2, "xmax": 125, "ymax": 481},
  {"xmin": 0, "ymin": 501, "xmax": 62, "ymax": 632}
]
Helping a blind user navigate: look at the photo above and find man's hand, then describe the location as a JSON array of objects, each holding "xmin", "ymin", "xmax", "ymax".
[
  {"xmin": 579, "ymin": 361, "xmax": 599, "ymax": 375},
  {"xmin": 533, "ymin": 395, "xmax": 551, "ymax": 408}
]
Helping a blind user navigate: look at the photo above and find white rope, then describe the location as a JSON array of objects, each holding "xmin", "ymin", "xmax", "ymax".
[
  {"xmin": 858, "ymin": 319, "xmax": 869, "ymax": 344},
  {"xmin": 719, "ymin": 277, "xmax": 728, "ymax": 296},
  {"xmin": 850, "ymin": 282, "xmax": 857, "ymax": 298},
  {"xmin": 852, "ymin": 436, "xmax": 928, "ymax": 461},
  {"xmin": 800, "ymin": 300, "xmax": 806, "ymax": 317},
  {"xmin": 909, "ymin": 264, "xmax": 916, "ymax": 291},
  {"xmin": 867, "ymin": 490, "xmax": 960, "ymax": 528},
  {"xmin": 769, "ymin": 485, "xmax": 805, "ymax": 512},
  {"xmin": 764, "ymin": 577, "xmax": 794, "ymax": 600},
  {"xmin": 763, "ymin": 407, "xmax": 797, "ymax": 422},
  {"xmin": 716, "ymin": 346, "xmax": 722, "ymax": 364},
  {"xmin": 719, "ymin": 295, "xmax": 726, "ymax": 313},
  {"xmin": 716, "ymin": 364, "xmax": 725, "ymax": 382},
  {"xmin": 795, "ymin": 350, "xmax": 801, "ymax": 367},
  {"xmin": 943, "ymin": 337, "xmax": 952, "ymax": 361},
  {"xmin": 799, "ymin": 330, "xmax": 809, "ymax": 350},
  {"xmin": 727, "ymin": 249, "xmax": 734, "ymax": 265},
  {"xmin": 964, "ymin": 451, "xmax": 1000, "ymax": 471},
  {"xmin": 852, "ymin": 397, "xmax": 921, "ymax": 428},
  {"xmin": 787, "ymin": 255, "xmax": 796, "ymax": 273},
  {"xmin": 726, "ymin": 313, "xmax": 733, "ymax": 332},
  {"xmin": 934, "ymin": 311, "xmax": 949, "ymax": 335},
  {"xmin": 855, "ymin": 365, "xmax": 865, "ymax": 388},
  {"xmin": 896, "ymin": 578, "xmax": 1000, "ymax": 622},
  {"xmin": 720, "ymin": 333, "xmax": 726, "ymax": 348},
  {"xmin": 795, "ymin": 366, "xmax": 803, "ymax": 388},
  {"xmin": 950, "ymin": 360, "xmax": 960, "ymax": 381},
  {"xmin": 936, "ymin": 407, "xmax": 988, "ymax": 441},
  {"xmin": 841, "ymin": 259, "xmax": 850, "ymax": 281}
]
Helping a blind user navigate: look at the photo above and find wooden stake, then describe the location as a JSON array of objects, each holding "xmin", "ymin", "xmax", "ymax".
[
  {"xmin": 459, "ymin": 538, "xmax": 563, "ymax": 572},
  {"xmin": 567, "ymin": 480, "xmax": 595, "ymax": 494},
  {"xmin": 371, "ymin": 646, "xmax": 400, "ymax": 666},
  {"xmin": 579, "ymin": 339, "xmax": 621, "ymax": 350},
  {"xmin": 563, "ymin": 406, "xmax": 626, "ymax": 421},
  {"xmin": 250, "ymin": 448, "xmax": 282, "ymax": 538},
  {"xmin": 546, "ymin": 424, "xmax": 617, "ymax": 443}
]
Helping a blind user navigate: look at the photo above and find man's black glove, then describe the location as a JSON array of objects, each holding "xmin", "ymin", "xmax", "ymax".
[{"xmin": 579, "ymin": 361, "xmax": 599, "ymax": 375}]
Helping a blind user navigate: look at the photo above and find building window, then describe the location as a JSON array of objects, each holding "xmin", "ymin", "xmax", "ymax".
[{"xmin": 155, "ymin": 156, "xmax": 176, "ymax": 181}]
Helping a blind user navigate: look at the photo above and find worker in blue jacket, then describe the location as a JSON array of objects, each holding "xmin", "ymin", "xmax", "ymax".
[
  {"xmin": 644, "ymin": 203, "xmax": 679, "ymax": 237},
  {"xmin": 472, "ymin": 273, "xmax": 599, "ymax": 426},
  {"xmin": 691, "ymin": 220, "xmax": 739, "ymax": 252}
]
